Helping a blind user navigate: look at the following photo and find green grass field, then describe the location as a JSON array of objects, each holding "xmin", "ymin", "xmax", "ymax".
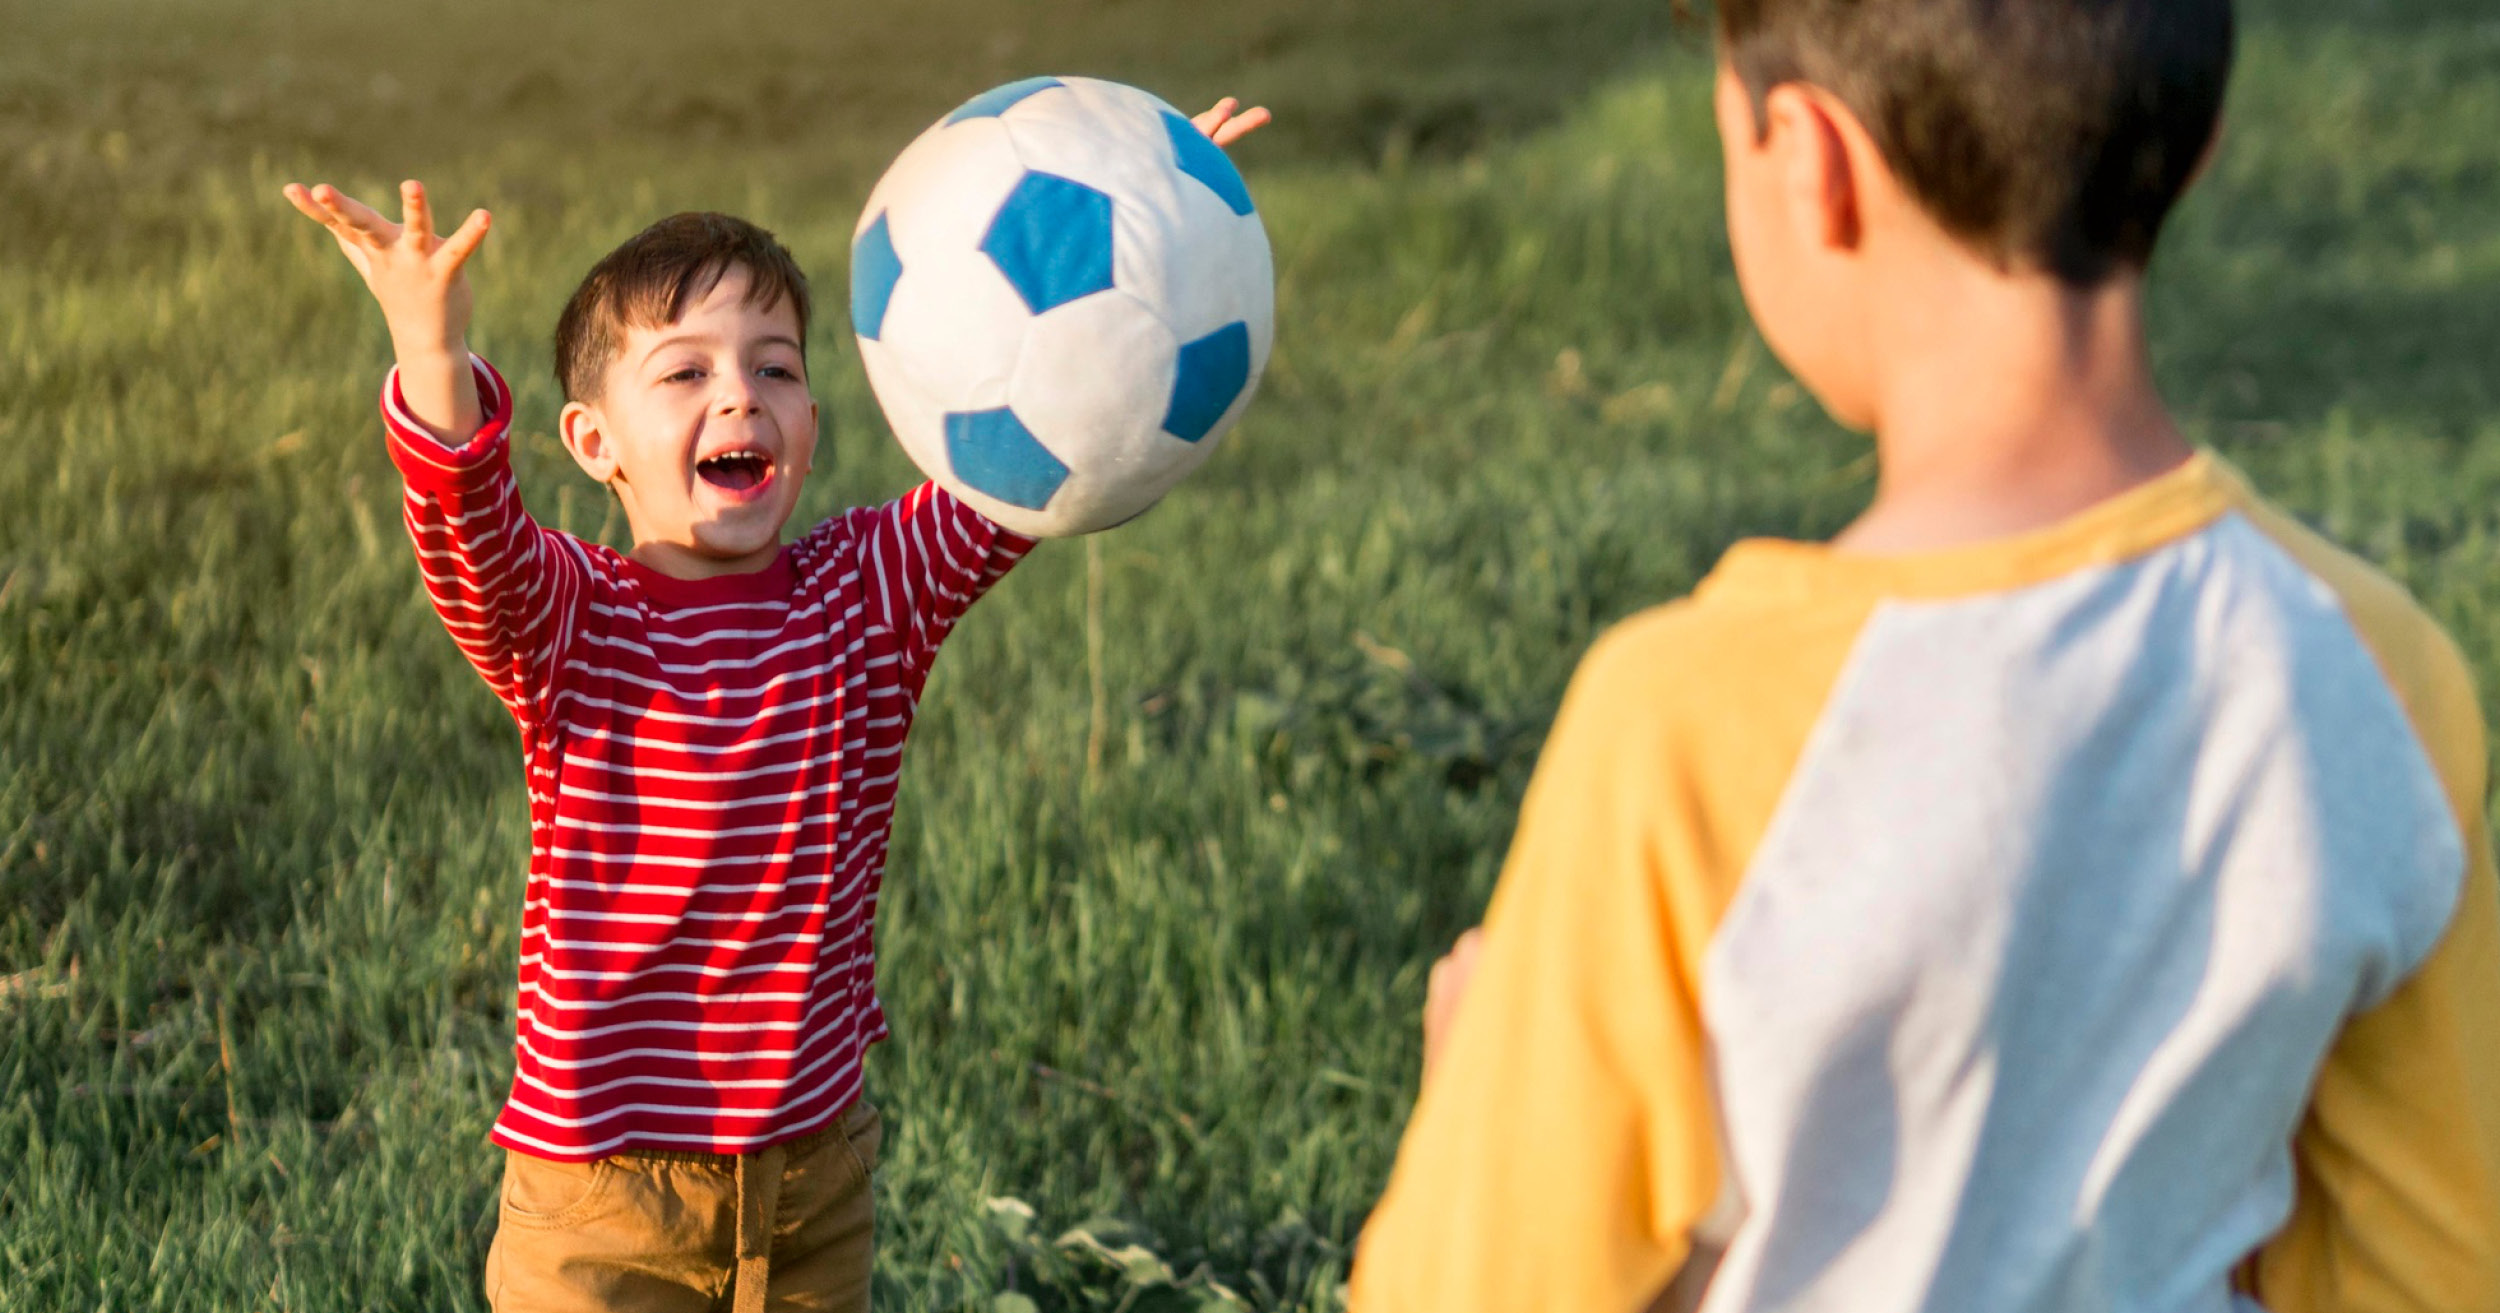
[{"xmin": 3, "ymin": 0, "xmax": 2497, "ymax": 1307}]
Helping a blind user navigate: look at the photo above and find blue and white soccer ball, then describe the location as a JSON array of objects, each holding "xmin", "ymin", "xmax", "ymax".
[{"xmin": 850, "ymin": 76, "xmax": 1275, "ymax": 537}]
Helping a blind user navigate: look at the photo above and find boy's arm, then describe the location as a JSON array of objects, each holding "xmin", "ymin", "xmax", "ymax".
[
  {"xmin": 847, "ymin": 486, "xmax": 1036, "ymax": 698},
  {"xmin": 287, "ymin": 178, "xmax": 588, "ymax": 719},
  {"xmin": 1349, "ymin": 630, "xmax": 1725, "ymax": 1313},
  {"xmin": 380, "ymin": 357, "xmax": 592, "ymax": 720},
  {"xmin": 2254, "ymin": 868, "xmax": 2500, "ymax": 1310},
  {"xmin": 2251, "ymin": 640, "xmax": 2500, "ymax": 1310}
]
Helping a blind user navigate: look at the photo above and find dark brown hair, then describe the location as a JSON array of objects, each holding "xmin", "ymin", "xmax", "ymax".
[
  {"xmin": 553, "ymin": 212, "xmax": 813, "ymax": 401},
  {"xmin": 1718, "ymin": 0, "xmax": 2234, "ymax": 285}
]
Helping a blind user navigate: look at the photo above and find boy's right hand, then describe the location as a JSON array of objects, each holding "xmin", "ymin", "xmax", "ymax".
[
  {"xmin": 283, "ymin": 179, "xmax": 492, "ymax": 442},
  {"xmin": 1422, "ymin": 927, "xmax": 1485, "ymax": 1083}
]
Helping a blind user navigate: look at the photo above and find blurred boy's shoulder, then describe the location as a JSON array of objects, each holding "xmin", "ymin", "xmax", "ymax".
[
  {"xmin": 1582, "ymin": 596, "xmax": 1836, "ymax": 708},
  {"xmin": 1552, "ymin": 563, "xmax": 1881, "ymax": 834},
  {"xmin": 1574, "ymin": 542, "xmax": 1879, "ymax": 717},
  {"xmin": 2230, "ymin": 481, "xmax": 2488, "ymax": 803}
]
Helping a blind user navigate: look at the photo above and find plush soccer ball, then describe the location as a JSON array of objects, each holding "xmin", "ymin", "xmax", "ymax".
[{"xmin": 850, "ymin": 76, "xmax": 1275, "ymax": 537}]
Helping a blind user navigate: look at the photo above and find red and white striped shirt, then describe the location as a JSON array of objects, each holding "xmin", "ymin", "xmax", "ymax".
[{"xmin": 381, "ymin": 357, "xmax": 1033, "ymax": 1160}]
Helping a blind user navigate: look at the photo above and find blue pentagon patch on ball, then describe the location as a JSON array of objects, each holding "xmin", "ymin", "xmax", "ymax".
[
  {"xmin": 1161, "ymin": 111, "xmax": 1255, "ymax": 217},
  {"xmin": 945, "ymin": 407, "xmax": 1071, "ymax": 510},
  {"xmin": 981, "ymin": 172, "xmax": 1116, "ymax": 315},
  {"xmin": 1162, "ymin": 321, "xmax": 1253, "ymax": 442},
  {"xmin": 946, "ymin": 76, "xmax": 1063, "ymax": 124},
  {"xmin": 850, "ymin": 213, "xmax": 904, "ymax": 341}
]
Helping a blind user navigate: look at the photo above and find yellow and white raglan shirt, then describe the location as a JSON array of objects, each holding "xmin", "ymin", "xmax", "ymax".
[{"xmin": 1350, "ymin": 454, "xmax": 2500, "ymax": 1313}]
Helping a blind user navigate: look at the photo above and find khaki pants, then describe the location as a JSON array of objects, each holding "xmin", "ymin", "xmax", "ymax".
[{"xmin": 484, "ymin": 1101, "xmax": 881, "ymax": 1313}]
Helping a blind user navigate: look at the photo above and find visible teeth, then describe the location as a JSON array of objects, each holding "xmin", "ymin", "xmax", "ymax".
[{"xmin": 698, "ymin": 449, "xmax": 773, "ymax": 493}]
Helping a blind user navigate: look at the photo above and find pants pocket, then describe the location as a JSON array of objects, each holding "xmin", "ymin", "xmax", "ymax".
[
  {"xmin": 837, "ymin": 1101, "xmax": 883, "ymax": 1188},
  {"xmin": 499, "ymin": 1150, "xmax": 619, "ymax": 1229}
]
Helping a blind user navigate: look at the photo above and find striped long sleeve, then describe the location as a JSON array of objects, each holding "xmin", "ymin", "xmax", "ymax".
[
  {"xmin": 382, "ymin": 356, "xmax": 590, "ymax": 725},
  {"xmin": 851, "ymin": 480, "xmax": 1027, "ymax": 705}
]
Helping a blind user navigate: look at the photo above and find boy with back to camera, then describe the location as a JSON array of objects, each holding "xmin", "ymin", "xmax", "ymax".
[
  {"xmin": 280, "ymin": 98, "xmax": 1266, "ymax": 1313},
  {"xmin": 1350, "ymin": 1, "xmax": 2500, "ymax": 1310}
]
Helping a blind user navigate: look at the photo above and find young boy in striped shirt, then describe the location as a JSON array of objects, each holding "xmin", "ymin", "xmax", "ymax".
[
  {"xmin": 1352, "ymin": 1, "xmax": 2500, "ymax": 1310},
  {"xmin": 281, "ymin": 98, "xmax": 1265, "ymax": 1313}
]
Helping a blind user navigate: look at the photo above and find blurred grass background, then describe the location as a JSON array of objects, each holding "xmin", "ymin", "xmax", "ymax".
[{"xmin": 2, "ymin": 0, "xmax": 2496, "ymax": 1307}]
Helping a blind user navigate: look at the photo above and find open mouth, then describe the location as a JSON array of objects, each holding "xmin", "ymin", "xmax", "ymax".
[{"xmin": 697, "ymin": 449, "xmax": 776, "ymax": 496}]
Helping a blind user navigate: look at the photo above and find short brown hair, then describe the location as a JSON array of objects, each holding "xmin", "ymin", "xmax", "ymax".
[
  {"xmin": 1719, "ymin": 0, "xmax": 2233, "ymax": 286},
  {"xmin": 553, "ymin": 212, "xmax": 813, "ymax": 401}
]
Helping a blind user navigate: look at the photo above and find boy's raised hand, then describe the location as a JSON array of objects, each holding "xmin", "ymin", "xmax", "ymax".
[
  {"xmin": 1191, "ymin": 97, "xmax": 1272, "ymax": 149},
  {"xmin": 282, "ymin": 179, "xmax": 491, "ymax": 441}
]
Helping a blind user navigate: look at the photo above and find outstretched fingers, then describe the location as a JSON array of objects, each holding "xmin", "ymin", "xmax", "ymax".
[
  {"xmin": 399, "ymin": 180, "xmax": 435, "ymax": 250},
  {"xmin": 297, "ymin": 184, "xmax": 400, "ymax": 247},
  {"xmin": 1191, "ymin": 97, "xmax": 1241, "ymax": 136},
  {"xmin": 280, "ymin": 182, "xmax": 328, "ymax": 225},
  {"xmin": 438, "ymin": 207, "xmax": 494, "ymax": 269},
  {"xmin": 1191, "ymin": 98, "xmax": 1272, "ymax": 149},
  {"xmin": 284, "ymin": 183, "xmax": 357, "ymax": 243},
  {"xmin": 1209, "ymin": 104, "xmax": 1271, "ymax": 148}
]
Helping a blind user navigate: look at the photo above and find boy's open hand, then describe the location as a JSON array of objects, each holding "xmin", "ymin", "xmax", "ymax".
[
  {"xmin": 284, "ymin": 180, "xmax": 490, "ymax": 361},
  {"xmin": 283, "ymin": 179, "xmax": 491, "ymax": 439},
  {"xmin": 1191, "ymin": 97, "xmax": 1272, "ymax": 149}
]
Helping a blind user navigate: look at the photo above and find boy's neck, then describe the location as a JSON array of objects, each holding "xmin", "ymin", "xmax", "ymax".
[
  {"xmin": 629, "ymin": 538, "xmax": 784, "ymax": 581},
  {"xmin": 1834, "ymin": 268, "xmax": 2194, "ymax": 556}
]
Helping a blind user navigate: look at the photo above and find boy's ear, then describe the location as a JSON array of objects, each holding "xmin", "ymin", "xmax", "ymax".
[
  {"xmin": 559, "ymin": 401, "xmax": 622, "ymax": 485},
  {"xmin": 1765, "ymin": 83, "xmax": 1864, "ymax": 253}
]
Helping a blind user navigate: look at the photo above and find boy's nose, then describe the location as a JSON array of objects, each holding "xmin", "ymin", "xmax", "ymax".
[{"xmin": 714, "ymin": 382, "xmax": 764, "ymax": 416}]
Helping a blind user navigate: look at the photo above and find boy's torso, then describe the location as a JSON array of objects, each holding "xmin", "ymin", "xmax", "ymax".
[
  {"xmin": 502, "ymin": 526, "xmax": 913, "ymax": 1161},
  {"xmin": 383, "ymin": 359, "xmax": 1033, "ymax": 1161},
  {"xmin": 1643, "ymin": 455, "xmax": 2472, "ymax": 1309}
]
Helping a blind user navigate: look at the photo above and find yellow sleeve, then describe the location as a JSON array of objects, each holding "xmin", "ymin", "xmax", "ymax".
[
  {"xmin": 2250, "ymin": 609, "xmax": 2500, "ymax": 1310},
  {"xmin": 2235, "ymin": 497, "xmax": 2500, "ymax": 1308},
  {"xmin": 1347, "ymin": 625, "xmax": 1725, "ymax": 1313}
]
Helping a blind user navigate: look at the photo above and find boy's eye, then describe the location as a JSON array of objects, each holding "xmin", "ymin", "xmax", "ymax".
[
  {"xmin": 760, "ymin": 364, "xmax": 799, "ymax": 381},
  {"xmin": 662, "ymin": 367, "xmax": 705, "ymax": 384}
]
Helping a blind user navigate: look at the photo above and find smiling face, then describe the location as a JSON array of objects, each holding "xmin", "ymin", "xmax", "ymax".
[{"xmin": 557, "ymin": 266, "xmax": 820, "ymax": 579}]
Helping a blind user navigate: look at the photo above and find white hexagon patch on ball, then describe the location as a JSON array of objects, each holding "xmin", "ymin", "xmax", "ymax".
[{"xmin": 850, "ymin": 76, "xmax": 1276, "ymax": 538}]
